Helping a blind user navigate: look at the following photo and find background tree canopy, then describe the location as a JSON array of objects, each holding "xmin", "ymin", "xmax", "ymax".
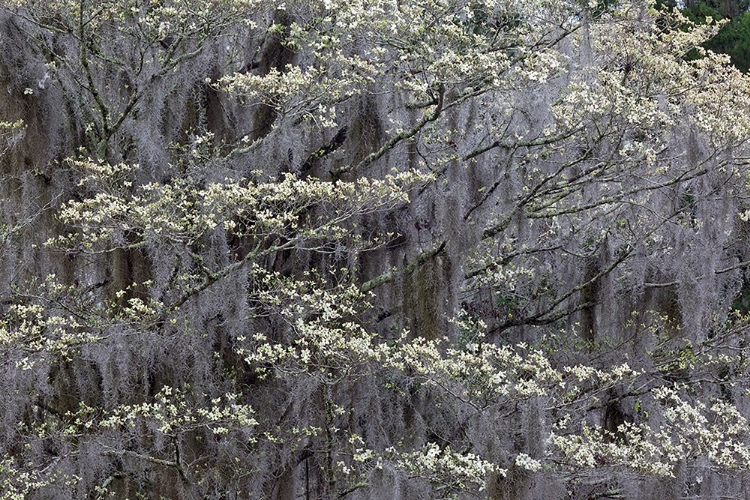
[
  {"xmin": 3, "ymin": 0, "xmax": 750, "ymax": 498},
  {"xmin": 663, "ymin": 0, "xmax": 750, "ymax": 71}
]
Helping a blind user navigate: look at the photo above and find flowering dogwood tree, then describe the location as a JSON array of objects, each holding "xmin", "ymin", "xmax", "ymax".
[{"xmin": 2, "ymin": 0, "xmax": 750, "ymax": 498}]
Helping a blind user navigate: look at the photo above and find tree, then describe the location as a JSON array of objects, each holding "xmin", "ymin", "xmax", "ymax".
[
  {"xmin": 3, "ymin": 0, "xmax": 750, "ymax": 498},
  {"xmin": 683, "ymin": 0, "xmax": 750, "ymax": 18},
  {"xmin": 669, "ymin": 0, "xmax": 750, "ymax": 72}
]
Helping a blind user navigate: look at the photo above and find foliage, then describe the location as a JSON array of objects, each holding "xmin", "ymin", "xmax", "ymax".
[
  {"xmin": 2, "ymin": 0, "xmax": 750, "ymax": 498},
  {"xmin": 667, "ymin": 0, "xmax": 750, "ymax": 72}
]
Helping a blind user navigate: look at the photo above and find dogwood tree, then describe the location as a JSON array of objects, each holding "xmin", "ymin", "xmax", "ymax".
[{"xmin": 2, "ymin": 0, "xmax": 750, "ymax": 498}]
